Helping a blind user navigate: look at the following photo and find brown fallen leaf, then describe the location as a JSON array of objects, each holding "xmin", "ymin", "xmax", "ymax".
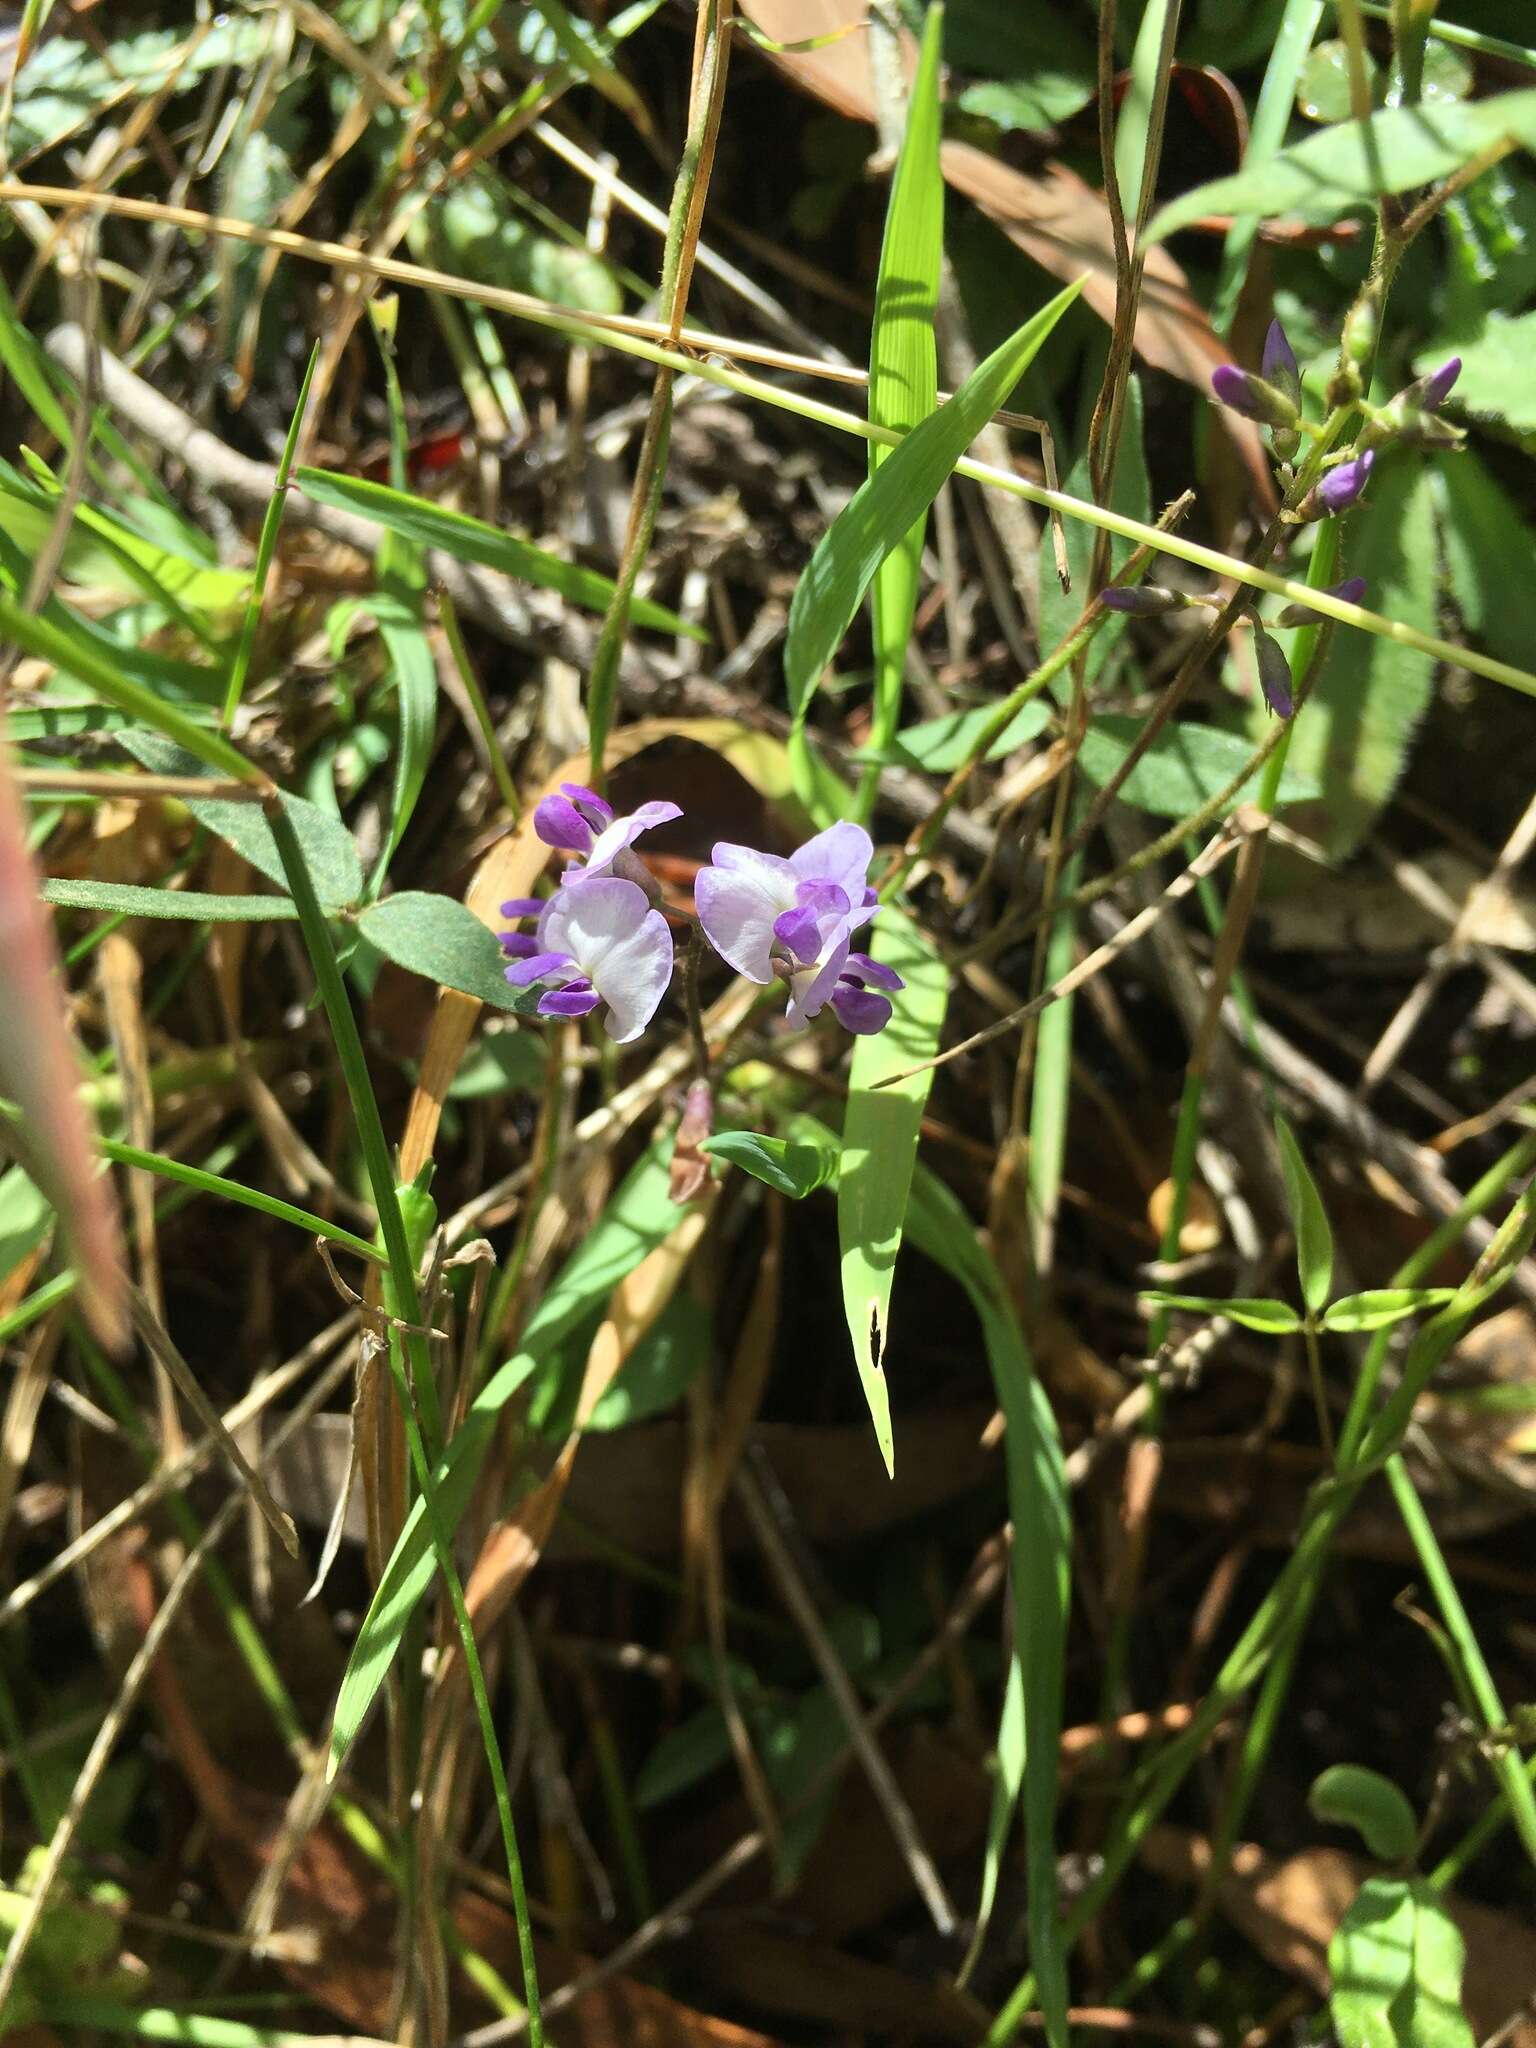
[
  {"xmin": 1141, "ymin": 1824, "xmax": 1536, "ymax": 2045},
  {"xmin": 738, "ymin": 0, "xmax": 1271, "ymax": 498}
]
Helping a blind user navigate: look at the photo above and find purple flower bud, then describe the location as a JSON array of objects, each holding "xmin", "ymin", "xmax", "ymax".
[
  {"xmin": 1276, "ymin": 576, "xmax": 1368, "ymax": 628},
  {"xmin": 1101, "ymin": 584, "xmax": 1187, "ymax": 616},
  {"xmin": 1211, "ymin": 363, "xmax": 1298, "ymax": 429},
  {"xmin": 1262, "ymin": 319, "xmax": 1301, "ymax": 410},
  {"xmin": 1417, "ymin": 357, "xmax": 1461, "ymax": 412},
  {"xmin": 1315, "ymin": 448, "xmax": 1375, "ymax": 515},
  {"xmin": 1254, "ymin": 629, "xmax": 1294, "ymax": 719},
  {"xmin": 500, "ymin": 898, "xmax": 545, "ymax": 920}
]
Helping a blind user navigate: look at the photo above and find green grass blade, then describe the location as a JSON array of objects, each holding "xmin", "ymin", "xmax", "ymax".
[
  {"xmin": 0, "ymin": 591, "xmax": 257, "ymax": 785},
  {"xmin": 784, "ymin": 276, "xmax": 1086, "ymax": 719},
  {"xmin": 293, "ymin": 467, "xmax": 701, "ymax": 637},
  {"xmin": 904, "ymin": 1165, "xmax": 1071, "ymax": 2048},
  {"xmin": 370, "ymin": 591, "xmax": 438, "ymax": 889},
  {"xmin": 1275, "ymin": 1114, "xmax": 1335, "ymax": 1316},
  {"xmin": 328, "ymin": 1142, "xmax": 683, "ymax": 1769},
  {"xmin": 95, "ymin": 1138, "xmax": 384, "ymax": 1264},
  {"xmin": 221, "ymin": 341, "xmax": 318, "ymax": 727},
  {"xmin": 856, "ymin": 3, "xmax": 944, "ymax": 825},
  {"xmin": 835, "ymin": 908, "xmax": 948, "ymax": 1475}
]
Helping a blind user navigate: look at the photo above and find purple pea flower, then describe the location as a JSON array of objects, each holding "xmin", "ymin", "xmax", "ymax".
[
  {"xmin": 1276, "ymin": 576, "xmax": 1368, "ymax": 628},
  {"xmin": 534, "ymin": 782, "xmax": 682, "ymax": 890},
  {"xmin": 500, "ymin": 877, "xmax": 673, "ymax": 1043},
  {"xmin": 694, "ymin": 821, "xmax": 903, "ymax": 1034}
]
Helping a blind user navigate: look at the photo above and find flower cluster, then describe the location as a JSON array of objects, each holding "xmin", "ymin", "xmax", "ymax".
[
  {"xmin": 500, "ymin": 793, "xmax": 903, "ymax": 1042},
  {"xmin": 1199, "ymin": 316, "xmax": 1462, "ymax": 718},
  {"xmin": 1210, "ymin": 318, "xmax": 1462, "ymax": 519}
]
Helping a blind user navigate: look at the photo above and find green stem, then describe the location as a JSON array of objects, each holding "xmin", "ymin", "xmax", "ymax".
[
  {"xmin": 984, "ymin": 1172, "xmax": 1536, "ymax": 2044},
  {"xmin": 1386, "ymin": 1453, "xmax": 1536, "ymax": 1867},
  {"xmin": 264, "ymin": 799, "xmax": 544, "ymax": 2046}
]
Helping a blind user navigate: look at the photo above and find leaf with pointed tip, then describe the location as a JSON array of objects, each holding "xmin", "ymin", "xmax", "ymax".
[
  {"xmin": 836, "ymin": 910, "xmax": 948, "ymax": 1477},
  {"xmin": 1275, "ymin": 1116, "xmax": 1334, "ymax": 1316},
  {"xmin": 785, "ymin": 276, "xmax": 1085, "ymax": 717}
]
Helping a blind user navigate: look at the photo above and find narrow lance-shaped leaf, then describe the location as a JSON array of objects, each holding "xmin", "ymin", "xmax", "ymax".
[
  {"xmin": 1276, "ymin": 1115, "xmax": 1334, "ymax": 1315},
  {"xmin": 294, "ymin": 468, "xmax": 701, "ymax": 638},
  {"xmin": 901, "ymin": 1162, "xmax": 1071, "ymax": 2048},
  {"xmin": 836, "ymin": 908, "xmax": 948, "ymax": 1476},
  {"xmin": 1147, "ymin": 86, "xmax": 1536, "ymax": 243},
  {"xmin": 117, "ymin": 732, "xmax": 363, "ymax": 912},
  {"xmin": 785, "ymin": 275, "xmax": 1086, "ymax": 719},
  {"xmin": 861, "ymin": 4, "xmax": 944, "ymax": 804}
]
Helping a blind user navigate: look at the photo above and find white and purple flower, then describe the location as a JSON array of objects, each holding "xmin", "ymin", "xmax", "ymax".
[
  {"xmin": 534, "ymin": 782, "xmax": 682, "ymax": 892},
  {"xmin": 500, "ymin": 877, "xmax": 673, "ymax": 1043},
  {"xmin": 694, "ymin": 821, "xmax": 903, "ymax": 1034}
]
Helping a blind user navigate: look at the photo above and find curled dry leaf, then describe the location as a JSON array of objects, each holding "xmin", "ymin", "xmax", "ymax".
[{"xmin": 0, "ymin": 743, "xmax": 126, "ymax": 1350}]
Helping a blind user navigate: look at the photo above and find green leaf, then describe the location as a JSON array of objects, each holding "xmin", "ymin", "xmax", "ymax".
[
  {"xmin": 40, "ymin": 879, "xmax": 300, "ymax": 922},
  {"xmin": 900, "ymin": 1161, "xmax": 1070, "ymax": 2046},
  {"xmin": 785, "ymin": 276, "xmax": 1085, "ymax": 718},
  {"xmin": 862, "ymin": 6, "xmax": 944, "ymax": 787},
  {"xmin": 1322, "ymin": 1289, "xmax": 1457, "ymax": 1332},
  {"xmin": 0, "ymin": 592, "xmax": 248, "ymax": 784},
  {"xmin": 370, "ymin": 590, "xmax": 438, "ymax": 883},
  {"xmin": 1435, "ymin": 454, "xmax": 1536, "ymax": 672},
  {"xmin": 1147, "ymin": 87, "xmax": 1536, "ymax": 242},
  {"xmin": 854, "ymin": 697, "xmax": 1051, "ymax": 773},
  {"xmin": 356, "ymin": 892, "xmax": 541, "ymax": 1012},
  {"xmin": 1437, "ymin": 310, "xmax": 1536, "ymax": 436},
  {"xmin": 435, "ymin": 170, "xmax": 625, "ymax": 314},
  {"xmin": 1328, "ymin": 1878, "xmax": 1477, "ymax": 2048},
  {"xmin": 117, "ymin": 733, "xmax": 363, "ymax": 912},
  {"xmin": 1297, "ymin": 38, "xmax": 1379, "ymax": 124},
  {"xmin": 1330, "ymin": 1876, "xmax": 1418, "ymax": 2048},
  {"xmin": 1079, "ymin": 714, "xmax": 1319, "ymax": 817},
  {"xmin": 1278, "ymin": 455, "xmax": 1438, "ymax": 859},
  {"xmin": 947, "ymin": 0, "xmax": 1094, "ymax": 129},
  {"xmin": 1309, "ymin": 1764, "xmax": 1419, "ymax": 1861},
  {"xmin": 330, "ymin": 1143, "xmax": 683, "ymax": 1769},
  {"xmin": 10, "ymin": 20, "xmax": 267, "ymax": 159},
  {"xmin": 1276, "ymin": 1116, "xmax": 1334, "ymax": 1316},
  {"xmin": 836, "ymin": 909, "xmax": 949, "ymax": 1476},
  {"xmin": 294, "ymin": 469, "xmax": 700, "ymax": 637},
  {"xmin": 636, "ymin": 1705, "xmax": 734, "ymax": 1810},
  {"xmin": 1141, "ymin": 1291, "xmax": 1304, "ymax": 1334},
  {"xmin": 528, "ymin": 1292, "xmax": 711, "ymax": 1439},
  {"xmin": 1406, "ymin": 1885, "xmax": 1478, "ymax": 2048},
  {"xmin": 701, "ymin": 1129, "xmax": 837, "ymax": 1200},
  {"xmin": 961, "ymin": 1651, "xmax": 1024, "ymax": 1983}
]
